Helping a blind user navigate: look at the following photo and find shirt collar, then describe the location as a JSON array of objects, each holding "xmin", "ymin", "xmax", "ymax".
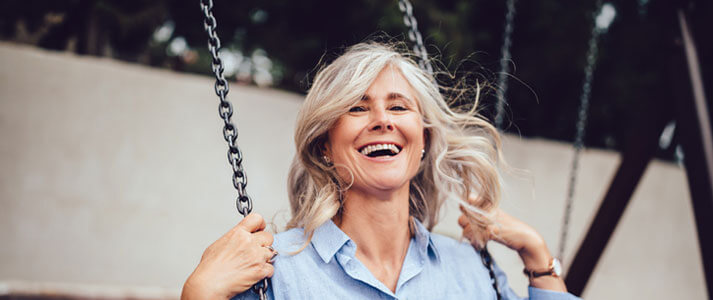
[
  {"xmin": 310, "ymin": 218, "xmax": 440, "ymax": 264},
  {"xmin": 412, "ymin": 218, "xmax": 441, "ymax": 262},
  {"xmin": 311, "ymin": 219, "xmax": 351, "ymax": 263}
]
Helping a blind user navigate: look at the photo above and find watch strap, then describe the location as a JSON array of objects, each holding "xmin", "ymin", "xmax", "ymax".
[
  {"xmin": 523, "ymin": 258, "xmax": 561, "ymax": 279},
  {"xmin": 523, "ymin": 268, "xmax": 556, "ymax": 278}
]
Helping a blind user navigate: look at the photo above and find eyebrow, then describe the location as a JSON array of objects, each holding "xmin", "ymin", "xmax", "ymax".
[{"xmin": 361, "ymin": 92, "xmax": 414, "ymax": 103}]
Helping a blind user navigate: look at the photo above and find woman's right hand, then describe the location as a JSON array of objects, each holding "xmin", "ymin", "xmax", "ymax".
[{"xmin": 181, "ymin": 213, "xmax": 276, "ymax": 300}]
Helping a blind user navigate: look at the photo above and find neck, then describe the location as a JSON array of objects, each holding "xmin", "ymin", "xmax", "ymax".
[{"xmin": 334, "ymin": 184, "xmax": 412, "ymax": 292}]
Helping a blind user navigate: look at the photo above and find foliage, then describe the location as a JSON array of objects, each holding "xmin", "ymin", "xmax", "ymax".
[{"xmin": 1, "ymin": 0, "xmax": 711, "ymax": 159}]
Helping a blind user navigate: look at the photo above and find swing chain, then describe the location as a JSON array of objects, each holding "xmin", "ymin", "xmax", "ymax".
[
  {"xmin": 480, "ymin": 247, "xmax": 502, "ymax": 300},
  {"xmin": 558, "ymin": 0, "xmax": 603, "ymax": 261},
  {"xmin": 199, "ymin": 0, "xmax": 254, "ymax": 218},
  {"xmin": 398, "ymin": 0, "xmax": 433, "ymax": 75},
  {"xmin": 200, "ymin": 1, "xmax": 268, "ymax": 297},
  {"xmin": 494, "ymin": 0, "xmax": 518, "ymax": 130}
]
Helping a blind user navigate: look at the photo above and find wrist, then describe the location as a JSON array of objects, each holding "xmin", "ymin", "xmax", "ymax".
[
  {"xmin": 519, "ymin": 241, "xmax": 567, "ymax": 292},
  {"xmin": 524, "ymin": 257, "xmax": 562, "ymax": 278},
  {"xmin": 518, "ymin": 236, "xmax": 551, "ymax": 270},
  {"xmin": 523, "ymin": 257, "xmax": 567, "ymax": 292}
]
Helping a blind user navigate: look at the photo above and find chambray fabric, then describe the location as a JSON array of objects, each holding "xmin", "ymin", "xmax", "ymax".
[{"xmin": 231, "ymin": 219, "xmax": 581, "ymax": 300}]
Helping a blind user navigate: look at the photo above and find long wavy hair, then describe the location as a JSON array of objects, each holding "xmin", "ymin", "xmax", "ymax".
[{"xmin": 287, "ymin": 41, "xmax": 503, "ymax": 248}]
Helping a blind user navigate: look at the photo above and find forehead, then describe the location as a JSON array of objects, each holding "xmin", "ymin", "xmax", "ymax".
[
  {"xmin": 364, "ymin": 65, "xmax": 416, "ymax": 101},
  {"xmin": 366, "ymin": 65, "xmax": 413, "ymax": 95}
]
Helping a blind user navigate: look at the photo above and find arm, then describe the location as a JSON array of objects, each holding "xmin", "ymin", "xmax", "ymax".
[
  {"xmin": 493, "ymin": 210, "xmax": 566, "ymax": 292},
  {"xmin": 459, "ymin": 206, "xmax": 579, "ymax": 299},
  {"xmin": 182, "ymin": 213, "xmax": 276, "ymax": 300}
]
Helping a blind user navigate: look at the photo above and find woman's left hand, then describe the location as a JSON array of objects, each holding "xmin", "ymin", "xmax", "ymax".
[
  {"xmin": 458, "ymin": 205, "xmax": 546, "ymax": 260},
  {"xmin": 458, "ymin": 199, "xmax": 567, "ymax": 292}
]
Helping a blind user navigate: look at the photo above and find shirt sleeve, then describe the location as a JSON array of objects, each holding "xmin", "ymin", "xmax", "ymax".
[
  {"xmin": 527, "ymin": 286, "xmax": 582, "ymax": 300},
  {"xmin": 491, "ymin": 258, "xmax": 582, "ymax": 300}
]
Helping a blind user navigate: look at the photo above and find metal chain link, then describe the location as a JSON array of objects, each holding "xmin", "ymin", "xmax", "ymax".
[
  {"xmin": 494, "ymin": 0, "xmax": 517, "ymax": 130},
  {"xmin": 559, "ymin": 0, "xmax": 603, "ymax": 262},
  {"xmin": 199, "ymin": 0, "xmax": 267, "ymax": 298},
  {"xmin": 480, "ymin": 247, "xmax": 502, "ymax": 300},
  {"xmin": 398, "ymin": 0, "xmax": 433, "ymax": 75}
]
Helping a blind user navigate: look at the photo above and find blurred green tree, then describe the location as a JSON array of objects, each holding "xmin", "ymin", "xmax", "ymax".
[{"xmin": 1, "ymin": 0, "xmax": 710, "ymax": 159}]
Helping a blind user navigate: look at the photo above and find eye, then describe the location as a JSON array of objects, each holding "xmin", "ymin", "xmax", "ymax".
[
  {"xmin": 349, "ymin": 106, "xmax": 367, "ymax": 112},
  {"xmin": 390, "ymin": 105, "xmax": 408, "ymax": 111}
]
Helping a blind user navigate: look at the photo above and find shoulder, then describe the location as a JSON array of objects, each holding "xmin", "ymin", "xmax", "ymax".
[
  {"xmin": 273, "ymin": 227, "xmax": 308, "ymax": 252},
  {"xmin": 429, "ymin": 232, "xmax": 479, "ymax": 256},
  {"xmin": 268, "ymin": 228, "xmax": 328, "ymax": 298},
  {"xmin": 425, "ymin": 232, "xmax": 500, "ymax": 296},
  {"xmin": 271, "ymin": 227, "xmax": 323, "ymax": 269},
  {"xmin": 272, "ymin": 227, "xmax": 325, "ymax": 270},
  {"xmin": 429, "ymin": 232, "xmax": 490, "ymax": 273}
]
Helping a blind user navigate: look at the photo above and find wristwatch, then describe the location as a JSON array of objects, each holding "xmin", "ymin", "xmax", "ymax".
[{"xmin": 523, "ymin": 258, "xmax": 562, "ymax": 279}]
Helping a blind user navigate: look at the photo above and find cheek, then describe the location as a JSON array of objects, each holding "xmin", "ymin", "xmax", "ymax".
[
  {"xmin": 328, "ymin": 119, "xmax": 360, "ymax": 156},
  {"xmin": 405, "ymin": 119, "xmax": 425, "ymax": 147}
]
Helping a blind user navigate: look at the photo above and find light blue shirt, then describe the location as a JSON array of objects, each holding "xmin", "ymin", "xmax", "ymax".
[{"xmin": 232, "ymin": 219, "xmax": 581, "ymax": 300}]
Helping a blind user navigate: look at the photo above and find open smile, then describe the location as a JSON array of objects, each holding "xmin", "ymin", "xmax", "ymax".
[{"xmin": 357, "ymin": 143, "xmax": 403, "ymax": 158}]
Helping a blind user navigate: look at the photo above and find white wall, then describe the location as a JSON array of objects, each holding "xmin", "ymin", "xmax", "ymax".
[{"xmin": 0, "ymin": 43, "xmax": 707, "ymax": 299}]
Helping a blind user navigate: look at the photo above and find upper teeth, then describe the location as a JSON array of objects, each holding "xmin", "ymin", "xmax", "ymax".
[{"xmin": 360, "ymin": 144, "xmax": 400, "ymax": 156}]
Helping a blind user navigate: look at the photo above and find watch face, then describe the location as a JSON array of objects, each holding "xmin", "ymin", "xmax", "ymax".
[{"xmin": 552, "ymin": 258, "xmax": 562, "ymax": 276}]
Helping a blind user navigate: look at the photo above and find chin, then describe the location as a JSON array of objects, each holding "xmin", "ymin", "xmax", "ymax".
[{"xmin": 363, "ymin": 177, "xmax": 410, "ymax": 192}]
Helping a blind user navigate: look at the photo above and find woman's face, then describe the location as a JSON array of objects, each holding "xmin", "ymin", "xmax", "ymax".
[{"xmin": 325, "ymin": 65, "xmax": 425, "ymax": 195}]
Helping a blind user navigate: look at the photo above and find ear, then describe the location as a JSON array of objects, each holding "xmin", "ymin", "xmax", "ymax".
[{"xmin": 322, "ymin": 139, "xmax": 332, "ymax": 158}]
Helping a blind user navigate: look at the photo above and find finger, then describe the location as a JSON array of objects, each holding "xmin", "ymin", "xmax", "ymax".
[
  {"xmin": 263, "ymin": 247, "xmax": 278, "ymax": 263},
  {"xmin": 262, "ymin": 263, "xmax": 275, "ymax": 278},
  {"xmin": 253, "ymin": 231, "xmax": 274, "ymax": 247},
  {"xmin": 463, "ymin": 223, "xmax": 481, "ymax": 239},
  {"xmin": 462, "ymin": 223, "xmax": 472, "ymax": 239},
  {"xmin": 238, "ymin": 213, "xmax": 266, "ymax": 233},
  {"xmin": 457, "ymin": 214, "xmax": 469, "ymax": 228},
  {"xmin": 461, "ymin": 225, "xmax": 480, "ymax": 248},
  {"xmin": 459, "ymin": 204, "xmax": 474, "ymax": 219},
  {"xmin": 466, "ymin": 226, "xmax": 488, "ymax": 249}
]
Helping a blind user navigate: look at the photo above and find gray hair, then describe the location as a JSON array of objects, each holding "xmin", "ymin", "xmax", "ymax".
[{"xmin": 287, "ymin": 42, "xmax": 502, "ymax": 247}]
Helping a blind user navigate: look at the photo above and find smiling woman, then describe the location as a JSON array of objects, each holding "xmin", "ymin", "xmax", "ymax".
[{"xmin": 181, "ymin": 42, "xmax": 581, "ymax": 300}]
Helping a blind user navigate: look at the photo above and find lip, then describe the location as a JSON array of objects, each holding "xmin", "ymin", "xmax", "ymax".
[
  {"xmin": 358, "ymin": 150, "xmax": 400, "ymax": 162},
  {"xmin": 355, "ymin": 141, "xmax": 404, "ymax": 162}
]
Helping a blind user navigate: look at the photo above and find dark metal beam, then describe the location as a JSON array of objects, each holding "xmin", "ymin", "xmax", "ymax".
[
  {"xmin": 675, "ymin": 9, "xmax": 713, "ymax": 297},
  {"xmin": 565, "ymin": 6, "xmax": 712, "ymax": 297},
  {"xmin": 563, "ymin": 104, "xmax": 669, "ymax": 296}
]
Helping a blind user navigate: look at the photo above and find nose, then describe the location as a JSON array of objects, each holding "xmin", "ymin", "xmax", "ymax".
[{"xmin": 369, "ymin": 106, "xmax": 394, "ymax": 132}]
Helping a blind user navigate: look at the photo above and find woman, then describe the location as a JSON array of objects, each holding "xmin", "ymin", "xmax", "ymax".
[{"xmin": 182, "ymin": 42, "xmax": 580, "ymax": 299}]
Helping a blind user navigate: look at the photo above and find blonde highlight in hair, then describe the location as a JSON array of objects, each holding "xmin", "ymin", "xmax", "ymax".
[{"xmin": 287, "ymin": 41, "xmax": 503, "ymax": 249}]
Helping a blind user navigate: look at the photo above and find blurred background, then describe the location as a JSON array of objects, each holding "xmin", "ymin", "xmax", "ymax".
[{"xmin": 0, "ymin": 0, "xmax": 711, "ymax": 299}]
